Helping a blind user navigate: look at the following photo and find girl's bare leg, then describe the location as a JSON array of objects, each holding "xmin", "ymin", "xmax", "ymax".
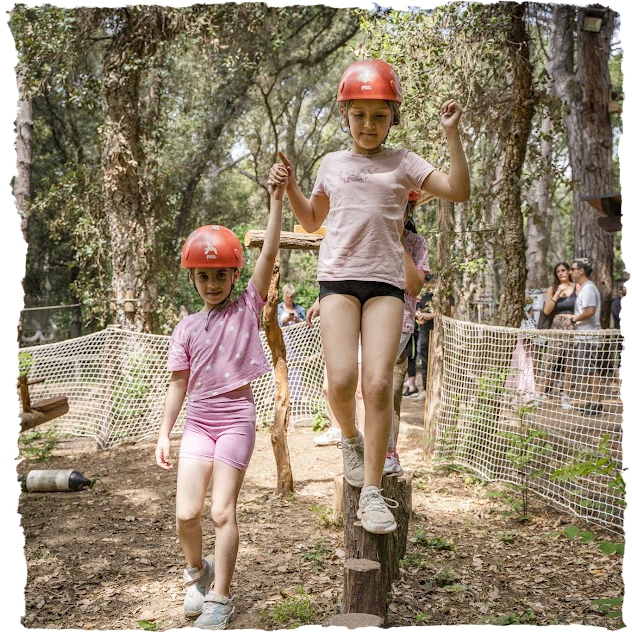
[
  {"xmin": 176, "ymin": 458, "xmax": 214, "ymax": 569},
  {"xmin": 360, "ymin": 296, "xmax": 404, "ymax": 489},
  {"xmin": 209, "ymin": 460, "xmax": 246, "ymax": 598},
  {"xmin": 319, "ymin": 294, "xmax": 362, "ymax": 439}
]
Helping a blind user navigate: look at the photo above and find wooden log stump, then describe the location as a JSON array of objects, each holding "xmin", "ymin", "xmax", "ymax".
[
  {"xmin": 327, "ymin": 612, "xmax": 383, "ymax": 628},
  {"xmin": 342, "ymin": 473, "xmax": 413, "ymax": 622},
  {"xmin": 342, "ymin": 559, "xmax": 384, "ymax": 620}
]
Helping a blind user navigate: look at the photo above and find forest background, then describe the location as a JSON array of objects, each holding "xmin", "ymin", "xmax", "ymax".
[{"xmin": 4, "ymin": 0, "xmax": 628, "ymax": 341}]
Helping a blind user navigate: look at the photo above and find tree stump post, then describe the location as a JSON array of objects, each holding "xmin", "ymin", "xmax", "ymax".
[
  {"xmin": 342, "ymin": 473, "xmax": 412, "ymax": 624},
  {"xmin": 343, "ymin": 559, "xmax": 384, "ymax": 620}
]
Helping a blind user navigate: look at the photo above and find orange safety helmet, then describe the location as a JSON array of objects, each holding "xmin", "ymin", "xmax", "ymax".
[
  {"xmin": 337, "ymin": 59, "xmax": 403, "ymax": 104},
  {"xmin": 180, "ymin": 225, "xmax": 245, "ymax": 269}
]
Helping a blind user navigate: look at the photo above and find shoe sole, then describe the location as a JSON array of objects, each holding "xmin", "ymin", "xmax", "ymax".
[
  {"xmin": 194, "ymin": 606, "xmax": 236, "ymax": 630},
  {"xmin": 357, "ymin": 510, "xmax": 397, "ymax": 534},
  {"xmin": 345, "ymin": 475, "xmax": 364, "ymax": 488}
]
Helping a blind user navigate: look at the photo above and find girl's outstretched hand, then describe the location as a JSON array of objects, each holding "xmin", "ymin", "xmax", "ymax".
[
  {"xmin": 306, "ymin": 298, "xmax": 320, "ymax": 328},
  {"xmin": 440, "ymin": 99, "xmax": 463, "ymax": 130}
]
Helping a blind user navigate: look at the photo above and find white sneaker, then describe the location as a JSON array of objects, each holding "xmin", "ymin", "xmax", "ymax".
[
  {"xmin": 561, "ymin": 395, "xmax": 572, "ymax": 410},
  {"xmin": 357, "ymin": 486, "xmax": 399, "ymax": 534},
  {"xmin": 338, "ymin": 432, "xmax": 364, "ymax": 488},
  {"xmin": 383, "ymin": 450, "xmax": 404, "ymax": 476},
  {"xmin": 418, "ymin": 391, "xmax": 426, "ymax": 401},
  {"xmin": 184, "ymin": 557, "xmax": 215, "ymax": 618},
  {"xmin": 194, "ymin": 591, "xmax": 236, "ymax": 630},
  {"xmin": 314, "ymin": 426, "xmax": 342, "ymax": 447}
]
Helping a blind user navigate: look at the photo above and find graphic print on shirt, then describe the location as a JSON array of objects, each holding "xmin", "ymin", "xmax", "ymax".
[{"xmin": 339, "ymin": 166, "xmax": 379, "ymax": 184}]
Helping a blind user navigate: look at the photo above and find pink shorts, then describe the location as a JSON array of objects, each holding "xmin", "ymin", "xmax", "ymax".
[{"xmin": 179, "ymin": 388, "xmax": 256, "ymax": 471}]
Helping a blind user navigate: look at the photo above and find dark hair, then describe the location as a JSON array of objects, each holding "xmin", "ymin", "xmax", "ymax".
[
  {"xmin": 552, "ymin": 261, "xmax": 571, "ymax": 292},
  {"xmin": 572, "ymin": 258, "xmax": 593, "ymax": 277}
]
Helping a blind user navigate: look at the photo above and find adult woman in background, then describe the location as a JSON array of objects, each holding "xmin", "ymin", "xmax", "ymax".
[{"xmin": 539, "ymin": 262, "xmax": 577, "ymax": 409}]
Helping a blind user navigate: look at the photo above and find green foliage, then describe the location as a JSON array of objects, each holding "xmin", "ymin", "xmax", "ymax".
[
  {"xmin": 19, "ymin": 352, "xmax": 35, "ymax": 377},
  {"xmin": 591, "ymin": 597, "xmax": 623, "ymax": 623},
  {"xmin": 138, "ymin": 621, "xmax": 158, "ymax": 631},
  {"xmin": 556, "ymin": 525, "xmax": 624, "ymax": 555},
  {"xmin": 413, "ymin": 529, "xmax": 455, "ymax": 551},
  {"xmin": 310, "ymin": 505, "xmax": 343, "ymax": 530},
  {"xmin": 260, "ymin": 588, "xmax": 317, "ymax": 628},
  {"xmin": 488, "ymin": 610, "xmax": 537, "ymax": 625},
  {"xmin": 19, "ymin": 428, "xmax": 59, "ymax": 462},
  {"xmin": 401, "ymin": 552, "xmax": 426, "ymax": 569},
  {"xmin": 500, "ymin": 530, "xmax": 517, "ymax": 544},
  {"xmin": 301, "ymin": 540, "xmax": 329, "ymax": 569},
  {"xmin": 312, "ymin": 410, "xmax": 329, "ymax": 433}
]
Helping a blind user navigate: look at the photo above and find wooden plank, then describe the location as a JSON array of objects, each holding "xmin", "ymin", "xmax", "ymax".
[
  {"xmin": 244, "ymin": 230, "xmax": 322, "ymax": 251},
  {"xmin": 31, "ymin": 396, "xmax": 69, "ymax": 412}
]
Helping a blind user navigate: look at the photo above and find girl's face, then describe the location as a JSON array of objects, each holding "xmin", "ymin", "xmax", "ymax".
[
  {"xmin": 192, "ymin": 267, "xmax": 238, "ymax": 310},
  {"xmin": 344, "ymin": 99, "xmax": 392, "ymax": 154},
  {"xmin": 556, "ymin": 265, "xmax": 570, "ymax": 283}
]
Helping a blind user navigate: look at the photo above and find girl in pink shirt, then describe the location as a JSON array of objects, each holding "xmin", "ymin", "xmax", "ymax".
[
  {"xmin": 268, "ymin": 59, "xmax": 469, "ymax": 535},
  {"xmin": 155, "ymin": 170, "xmax": 288, "ymax": 629}
]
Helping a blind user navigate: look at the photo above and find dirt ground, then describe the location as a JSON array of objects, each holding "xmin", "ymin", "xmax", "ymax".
[{"xmin": 18, "ymin": 398, "xmax": 624, "ymax": 630}]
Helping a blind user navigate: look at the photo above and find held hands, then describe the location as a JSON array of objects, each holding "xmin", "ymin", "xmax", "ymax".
[
  {"xmin": 268, "ymin": 151, "xmax": 296, "ymax": 199},
  {"xmin": 440, "ymin": 99, "xmax": 463, "ymax": 130},
  {"xmin": 155, "ymin": 435, "xmax": 172, "ymax": 470}
]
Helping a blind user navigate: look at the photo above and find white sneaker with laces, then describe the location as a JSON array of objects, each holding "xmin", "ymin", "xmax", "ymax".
[
  {"xmin": 314, "ymin": 426, "xmax": 342, "ymax": 447},
  {"xmin": 357, "ymin": 486, "xmax": 399, "ymax": 534},
  {"xmin": 338, "ymin": 432, "xmax": 364, "ymax": 488},
  {"xmin": 194, "ymin": 591, "xmax": 236, "ymax": 630}
]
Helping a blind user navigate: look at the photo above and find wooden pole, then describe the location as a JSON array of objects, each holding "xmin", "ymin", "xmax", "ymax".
[
  {"xmin": 245, "ymin": 230, "xmax": 322, "ymax": 251},
  {"xmin": 261, "ymin": 255, "xmax": 294, "ymax": 495}
]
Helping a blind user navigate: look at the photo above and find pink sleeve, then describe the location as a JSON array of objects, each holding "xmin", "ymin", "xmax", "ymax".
[
  {"xmin": 241, "ymin": 278, "xmax": 266, "ymax": 317},
  {"xmin": 404, "ymin": 150, "xmax": 436, "ymax": 190},
  {"xmin": 167, "ymin": 321, "xmax": 190, "ymax": 371},
  {"xmin": 311, "ymin": 154, "xmax": 329, "ymax": 197}
]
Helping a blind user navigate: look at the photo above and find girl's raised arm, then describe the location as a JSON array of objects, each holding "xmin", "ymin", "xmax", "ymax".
[{"xmin": 251, "ymin": 168, "xmax": 288, "ymax": 300}]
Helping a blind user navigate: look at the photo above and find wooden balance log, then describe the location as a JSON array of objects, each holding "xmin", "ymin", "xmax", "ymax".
[{"xmin": 338, "ymin": 472, "xmax": 413, "ymax": 624}]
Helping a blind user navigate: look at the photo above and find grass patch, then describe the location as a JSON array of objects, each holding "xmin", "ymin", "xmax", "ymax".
[
  {"xmin": 310, "ymin": 504, "xmax": 343, "ymax": 529},
  {"xmin": 413, "ymin": 529, "xmax": 455, "ymax": 551},
  {"xmin": 301, "ymin": 540, "xmax": 329, "ymax": 569},
  {"xmin": 260, "ymin": 588, "xmax": 317, "ymax": 629}
]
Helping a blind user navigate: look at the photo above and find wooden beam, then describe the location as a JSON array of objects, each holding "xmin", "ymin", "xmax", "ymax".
[
  {"xmin": 597, "ymin": 215, "xmax": 625, "ymax": 233},
  {"xmin": 244, "ymin": 230, "xmax": 322, "ymax": 251},
  {"xmin": 20, "ymin": 401, "xmax": 69, "ymax": 433}
]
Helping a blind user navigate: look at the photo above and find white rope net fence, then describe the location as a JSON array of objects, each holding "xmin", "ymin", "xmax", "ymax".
[
  {"xmin": 18, "ymin": 320, "xmax": 327, "ymax": 449},
  {"xmin": 435, "ymin": 317, "xmax": 625, "ymax": 532}
]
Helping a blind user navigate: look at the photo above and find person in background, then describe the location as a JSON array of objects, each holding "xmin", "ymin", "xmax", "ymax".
[
  {"xmin": 566, "ymin": 258, "xmax": 603, "ymax": 416},
  {"xmin": 539, "ymin": 261, "xmax": 577, "ymax": 410},
  {"xmin": 610, "ymin": 273, "xmax": 632, "ymax": 329},
  {"xmin": 277, "ymin": 283, "xmax": 306, "ymax": 327},
  {"xmin": 413, "ymin": 275, "xmax": 455, "ymax": 401}
]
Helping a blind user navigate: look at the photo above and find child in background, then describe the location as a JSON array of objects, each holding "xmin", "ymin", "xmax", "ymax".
[
  {"xmin": 269, "ymin": 59, "xmax": 469, "ymax": 534},
  {"xmin": 155, "ymin": 168, "xmax": 287, "ymax": 629}
]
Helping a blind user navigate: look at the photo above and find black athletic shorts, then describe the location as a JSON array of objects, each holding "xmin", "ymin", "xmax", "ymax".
[{"xmin": 319, "ymin": 280, "xmax": 405, "ymax": 306}]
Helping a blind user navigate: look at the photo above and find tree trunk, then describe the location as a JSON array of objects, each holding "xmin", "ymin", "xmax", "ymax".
[
  {"xmin": 497, "ymin": 2, "xmax": 535, "ymax": 328},
  {"xmin": 262, "ymin": 256, "xmax": 294, "ymax": 495},
  {"xmin": 549, "ymin": 6, "xmax": 616, "ymax": 328},
  {"xmin": 11, "ymin": 61, "xmax": 33, "ymax": 353},
  {"xmin": 526, "ymin": 113, "xmax": 554, "ymax": 289},
  {"xmin": 426, "ymin": 198, "xmax": 454, "ymax": 455}
]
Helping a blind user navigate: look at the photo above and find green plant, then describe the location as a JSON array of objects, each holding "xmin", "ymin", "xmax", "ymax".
[
  {"xmin": 19, "ymin": 351, "xmax": 35, "ymax": 377},
  {"xmin": 260, "ymin": 590, "xmax": 317, "ymax": 628},
  {"xmin": 555, "ymin": 525, "xmax": 624, "ymax": 555},
  {"xmin": 591, "ymin": 597, "xmax": 623, "ymax": 624},
  {"xmin": 312, "ymin": 410, "xmax": 330, "ymax": 433},
  {"xmin": 413, "ymin": 528, "xmax": 454, "ymax": 550},
  {"xmin": 492, "ymin": 402, "xmax": 553, "ymax": 520},
  {"xmin": 500, "ymin": 530, "xmax": 517, "ymax": 544},
  {"xmin": 310, "ymin": 504, "xmax": 343, "ymax": 529},
  {"xmin": 401, "ymin": 552, "xmax": 426, "ymax": 569},
  {"xmin": 19, "ymin": 428, "xmax": 59, "ymax": 461},
  {"xmin": 415, "ymin": 613, "xmax": 428, "ymax": 623},
  {"xmin": 301, "ymin": 540, "xmax": 329, "ymax": 569},
  {"xmin": 138, "ymin": 620, "xmax": 158, "ymax": 631}
]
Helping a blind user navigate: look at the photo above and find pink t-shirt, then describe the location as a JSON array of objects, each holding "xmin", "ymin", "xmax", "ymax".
[
  {"xmin": 312, "ymin": 148, "xmax": 435, "ymax": 289},
  {"xmin": 403, "ymin": 232, "xmax": 430, "ymax": 333},
  {"xmin": 167, "ymin": 278, "xmax": 270, "ymax": 420}
]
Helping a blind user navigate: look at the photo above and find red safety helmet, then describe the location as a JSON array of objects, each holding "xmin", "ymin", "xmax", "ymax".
[
  {"xmin": 337, "ymin": 59, "xmax": 403, "ymax": 104},
  {"xmin": 180, "ymin": 225, "xmax": 245, "ymax": 269}
]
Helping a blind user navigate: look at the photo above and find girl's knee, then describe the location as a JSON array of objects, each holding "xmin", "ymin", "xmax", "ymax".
[
  {"xmin": 176, "ymin": 508, "xmax": 203, "ymax": 529},
  {"xmin": 362, "ymin": 376, "xmax": 391, "ymax": 407},
  {"xmin": 329, "ymin": 372, "xmax": 358, "ymax": 401},
  {"xmin": 210, "ymin": 503, "xmax": 237, "ymax": 529}
]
